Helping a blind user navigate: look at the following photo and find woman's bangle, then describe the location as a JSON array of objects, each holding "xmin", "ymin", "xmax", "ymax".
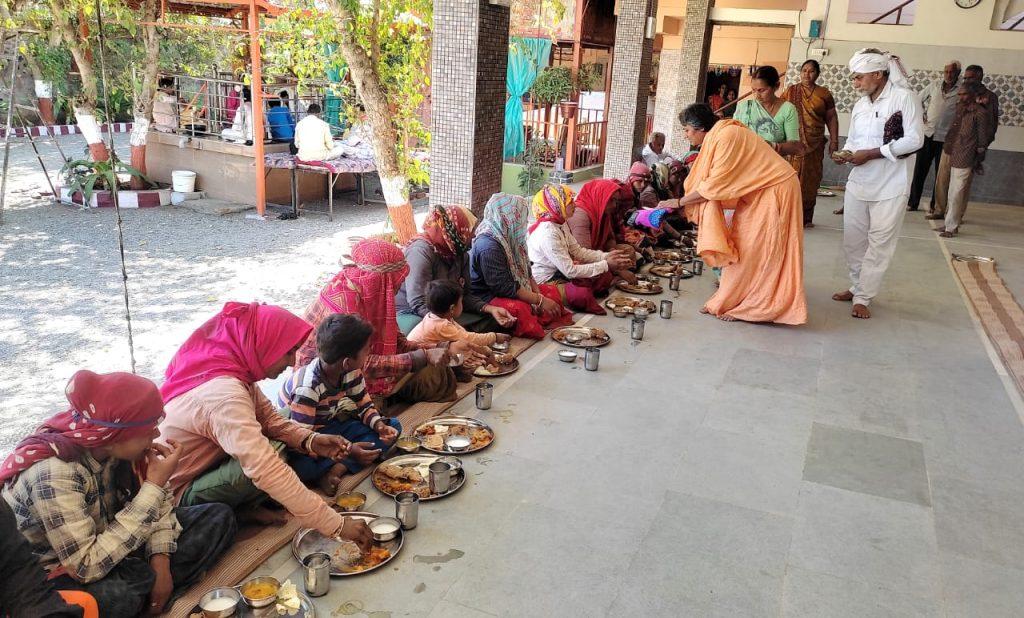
[{"xmin": 303, "ymin": 432, "xmax": 318, "ymax": 456}]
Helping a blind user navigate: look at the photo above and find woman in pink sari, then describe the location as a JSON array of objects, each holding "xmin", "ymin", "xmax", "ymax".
[{"xmin": 158, "ymin": 301, "xmax": 374, "ymax": 548}]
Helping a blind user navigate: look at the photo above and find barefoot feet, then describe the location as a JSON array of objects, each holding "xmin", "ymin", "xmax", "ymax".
[
  {"xmin": 851, "ymin": 303, "xmax": 871, "ymax": 319},
  {"xmin": 238, "ymin": 506, "xmax": 289, "ymax": 527},
  {"xmin": 318, "ymin": 462, "xmax": 348, "ymax": 495},
  {"xmin": 832, "ymin": 290, "xmax": 854, "ymax": 302}
]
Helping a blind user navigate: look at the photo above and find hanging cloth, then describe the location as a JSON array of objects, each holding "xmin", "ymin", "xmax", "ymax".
[{"xmin": 503, "ymin": 36, "xmax": 553, "ymax": 159}]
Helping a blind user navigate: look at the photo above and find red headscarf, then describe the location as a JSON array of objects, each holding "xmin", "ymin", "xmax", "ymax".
[
  {"xmin": 417, "ymin": 206, "xmax": 477, "ymax": 262},
  {"xmin": 575, "ymin": 179, "xmax": 630, "ymax": 250},
  {"xmin": 0, "ymin": 370, "xmax": 165, "ymax": 485},
  {"xmin": 321, "ymin": 239, "xmax": 409, "ymax": 359},
  {"xmin": 160, "ymin": 301, "xmax": 312, "ymax": 403},
  {"xmin": 628, "ymin": 162, "xmax": 652, "ymax": 184}
]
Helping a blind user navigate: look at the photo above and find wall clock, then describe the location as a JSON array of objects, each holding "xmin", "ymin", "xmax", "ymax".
[{"xmin": 955, "ymin": 0, "xmax": 982, "ymax": 8}]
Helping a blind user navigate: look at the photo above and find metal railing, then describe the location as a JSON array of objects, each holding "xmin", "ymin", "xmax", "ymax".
[
  {"xmin": 518, "ymin": 102, "xmax": 607, "ymax": 170},
  {"xmin": 153, "ymin": 73, "xmax": 353, "ymax": 143}
]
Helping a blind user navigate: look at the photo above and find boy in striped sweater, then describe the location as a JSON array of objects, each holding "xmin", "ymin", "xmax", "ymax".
[{"xmin": 280, "ymin": 313, "xmax": 400, "ymax": 494}]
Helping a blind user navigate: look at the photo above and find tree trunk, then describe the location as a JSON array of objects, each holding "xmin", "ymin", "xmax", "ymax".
[
  {"xmin": 49, "ymin": 1, "xmax": 108, "ymax": 161},
  {"xmin": 331, "ymin": 4, "xmax": 417, "ymax": 243},
  {"xmin": 130, "ymin": 1, "xmax": 159, "ymax": 189},
  {"xmin": 21, "ymin": 53, "xmax": 56, "ymax": 125}
]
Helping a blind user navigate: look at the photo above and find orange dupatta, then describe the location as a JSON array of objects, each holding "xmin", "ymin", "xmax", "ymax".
[{"xmin": 683, "ymin": 119, "xmax": 798, "ymax": 268}]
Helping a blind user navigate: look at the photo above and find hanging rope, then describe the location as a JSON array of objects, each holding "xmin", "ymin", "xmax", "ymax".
[{"xmin": 93, "ymin": 0, "xmax": 138, "ymax": 373}]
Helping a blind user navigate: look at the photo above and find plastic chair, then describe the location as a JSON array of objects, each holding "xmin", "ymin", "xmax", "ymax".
[{"xmin": 58, "ymin": 591, "xmax": 99, "ymax": 618}]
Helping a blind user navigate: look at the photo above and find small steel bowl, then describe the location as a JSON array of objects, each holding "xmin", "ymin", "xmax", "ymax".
[
  {"xmin": 369, "ymin": 516, "xmax": 402, "ymax": 542},
  {"xmin": 396, "ymin": 435, "xmax": 421, "ymax": 454},
  {"xmin": 613, "ymin": 308, "xmax": 629, "ymax": 318},
  {"xmin": 564, "ymin": 332, "xmax": 584, "ymax": 344},
  {"xmin": 199, "ymin": 587, "xmax": 241, "ymax": 618},
  {"xmin": 445, "ymin": 435, "xmax": 471, "ymax": 452},
  {"xmin": 558, "ymin": 350, "xmax": 578, "ymax": 363},
  {"xmin": 491, "ymin": 340, "xmax": 510, "ymax": 352},
  {"xmin": 240, "ymin": 576, "xmax": 280, "ymax": 609},
  {"xmin": 653, "ymin": 259, "xmax": 667, "ymax": 266},
  {"xmin": 634, "ymin": 308, "xmax": 650, "ymax": 319},
  {"xmin": 335, "ymin": 491, "xmax": 367, "ymax": 512}
]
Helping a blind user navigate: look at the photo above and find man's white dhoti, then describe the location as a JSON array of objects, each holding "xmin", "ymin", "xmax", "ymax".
[{"xmin": 843, "ymin": 192, "xmax": 907, "ymax": 306}]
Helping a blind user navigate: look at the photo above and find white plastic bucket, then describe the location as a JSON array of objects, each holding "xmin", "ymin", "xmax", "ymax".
[{"xmin": 171, "ymin": 170, "xmax": 197, "ymax": 192}]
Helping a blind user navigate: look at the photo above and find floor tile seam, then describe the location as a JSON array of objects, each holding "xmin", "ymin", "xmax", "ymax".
[
  {"xmin": 934, "ymin": 232, "xmax": 1024, "ymax": 428},
  {"xmin": 688, "ymin": 418, "xmax": 814, "ymax": 462},
  {"xmin": 780, "ymin": 562, "xmax": 944, "ymax": 609},
  {"xmin": 942, "ymin": 239, "xmax": 1024, "ymax": 253},
  {"xmin": 663, "ymin": 487, "xmax": 799, "ymax": 529}
]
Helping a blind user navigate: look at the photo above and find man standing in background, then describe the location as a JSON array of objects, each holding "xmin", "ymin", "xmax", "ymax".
[
  {"xmin": 832, "ymin": 49, "xmax": 924, "ymax": 320},
  {"xmin": 931, "ymin": 81, "xmax": 990, "ymax": 237},
  {"xmin": 907, "ymin": 60, "xmax": 960, "ymax": 212},
  {"xmin": 927, "ymin": 64, "xmax": 999, "ymax": 224}
]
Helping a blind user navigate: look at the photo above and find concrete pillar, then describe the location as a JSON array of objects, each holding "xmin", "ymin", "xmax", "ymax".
[
  {"xmin": 430, "ymin": 0, "xmax": 510, "ymax": 215},
  {"xmin": 604, "ymin": 0, "xmax": 657, "ymax": 180},
  {"xmin": 653, "ymin": 0, "xmax": 713, "ymax": 153}
]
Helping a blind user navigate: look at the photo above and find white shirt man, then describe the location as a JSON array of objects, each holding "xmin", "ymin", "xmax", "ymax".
[
  {"xmin": 641, "ymin": 132, "xmax": 673, "ymax": 168},
  {"xmin": 908, "ymin": 61, "xmax": 960, "ymax": 211},
  {"xmin": 294, "ymin": 106, "xmax": 335, "ymax": 162},
  {"xmin": 834, "ymin": 49, "xmax": 924, "ymax": 319}
]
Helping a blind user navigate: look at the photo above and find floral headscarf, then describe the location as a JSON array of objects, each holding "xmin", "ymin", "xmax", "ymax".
[
  {"xmin": 529, "ymin": 184, "xmax": 575, "ymax": 233},
  {"xmin": 418, "ymin": 205, "xmax": 477, "ymax": 261},
  {"xmin": 476, "ymin": 193, "xmax": 532, "ymax": 290}
]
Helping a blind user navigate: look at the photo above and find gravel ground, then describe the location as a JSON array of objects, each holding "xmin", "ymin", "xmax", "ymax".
[{"xmin": 0, "ymin": 133, "xmax": 429, "ymax": 457}]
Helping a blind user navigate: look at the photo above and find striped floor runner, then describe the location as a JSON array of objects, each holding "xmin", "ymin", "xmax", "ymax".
[
  {"xmin": 166, "ymin": 335, "xmax": 540, "ymax": 617},
  {"xmin": 952, "ymin": 256, "xmax": 1024, "ymax": 396}
]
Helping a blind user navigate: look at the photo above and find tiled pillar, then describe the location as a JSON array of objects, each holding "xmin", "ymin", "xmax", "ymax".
[
  {"xmin": 654, "ymin": 0, "xmax": 713, "ymax": 153},
  {"xmin": 430, "ymin": 0, "xmax": 510, "ymax": 215},
  {"xmin": 604, "ymin": 0, "xmax": 657, "ymax": 180}
]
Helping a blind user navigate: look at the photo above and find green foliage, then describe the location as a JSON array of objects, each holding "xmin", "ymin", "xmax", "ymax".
[
  {"xmin": 60, "ymin": 155, "xmax": 153, "ymax": 202},
  {"xmin": 265, "ymin": 0, "xmax": 432, "ymax": 185},
  {"xmin": 577, "ymin": 62, "xmax": 601, "ymax": 93},
  {"xmin": 517, "ymin": 139, "xmax": 551, "ymax": 195},
  {"xmin": 530, "ymin": 66, "xmax": 572, "ymax": 104},
  {"xmin": 24, "ymin": 40, "xmax": 72, "ymax": 87}
]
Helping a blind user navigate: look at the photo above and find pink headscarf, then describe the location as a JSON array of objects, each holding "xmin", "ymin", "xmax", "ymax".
[
  {"xmin": 160, "ymin": 301, "xmax": 312, "ymax": 403},
  {"xmin": 628, "ymin": 162, "xmax": 652, "ymax": 184},
  {"xmin": 0, "ymin": 370, "xmax": 165, "ymax": 485}
]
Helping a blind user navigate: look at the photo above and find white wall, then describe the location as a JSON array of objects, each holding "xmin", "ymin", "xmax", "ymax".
[{"xmin": 710, "ymin": 0, "xmax": 1024, "ymax": 152}]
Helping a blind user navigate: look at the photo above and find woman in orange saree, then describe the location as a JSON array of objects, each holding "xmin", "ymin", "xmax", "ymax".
[
  {"xmin": 671, "ymin": 104, "xmax": 807, "ymax": 325},
  {"xmin": 782, "ymin": 59, "xmax": 839, "ymax": 227}
]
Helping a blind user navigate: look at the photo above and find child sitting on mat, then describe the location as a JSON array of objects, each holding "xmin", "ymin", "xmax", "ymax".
[
  {"xmin": 279, "ymin": 313, "xmax": 400, "ymax": 495},
  {"xmin": 408, "ymin": 280, "xmax": 510, "ymax": 374}
]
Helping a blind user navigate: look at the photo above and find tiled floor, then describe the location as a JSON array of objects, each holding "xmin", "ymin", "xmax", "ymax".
[{"xmin": 251, "ymin": 197, "xmax": 1024, "ymax": 617}]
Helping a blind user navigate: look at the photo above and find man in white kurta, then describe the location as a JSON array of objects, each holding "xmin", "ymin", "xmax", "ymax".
[{"xmin": 833, "ymin": 49, "xmax": 924, "ymax": 319}]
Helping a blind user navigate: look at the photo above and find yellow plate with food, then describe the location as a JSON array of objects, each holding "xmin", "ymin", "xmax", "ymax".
[
  {"xmin": 413, "ymin": 416, "xmax": 495, "ymax": 454},
  {"xmin": 551, "ymin": 326, "xmax": 611, "ymax": 348},
  {"xmin": 372, "ymin": 453, "xmax": 467, "ymax": 499},
  {"xmin": 604, "ymin": 296, "xmax": 657, "ymax": 315},
  {"xmin": 473, "ymin": 354, "xmax": 520, "ymax": 377},
  {"xmin": 291, "ymin": 512, "xmax": 402, "ymax": 577},
  {"xmin": 615, "ymin": 279, "xmax": 663, "ymax": 295}
]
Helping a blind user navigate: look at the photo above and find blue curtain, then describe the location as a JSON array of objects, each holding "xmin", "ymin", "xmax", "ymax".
[{"xmin": 503, "ymin": 37, "xmax": 552, "ymax": 160}]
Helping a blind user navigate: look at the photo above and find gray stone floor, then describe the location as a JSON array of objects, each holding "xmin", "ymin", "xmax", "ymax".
[{"xmin": 247, "ymin": 197, "xmax": 1024, "ymax": 617}]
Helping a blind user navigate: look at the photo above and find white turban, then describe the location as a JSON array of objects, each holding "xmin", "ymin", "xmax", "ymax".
[{"xmin": 848, "ymin": 48, "xmax": 910, "ymax": 88}]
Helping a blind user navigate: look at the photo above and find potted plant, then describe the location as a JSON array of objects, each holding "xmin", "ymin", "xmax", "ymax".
[
  {"xmin": 530, "ymin": 65, "xmax": 573, "ymax": 114},
  {"xmin": 59, "ymin": 156, "xmax": 161, "ymax": 208}
]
